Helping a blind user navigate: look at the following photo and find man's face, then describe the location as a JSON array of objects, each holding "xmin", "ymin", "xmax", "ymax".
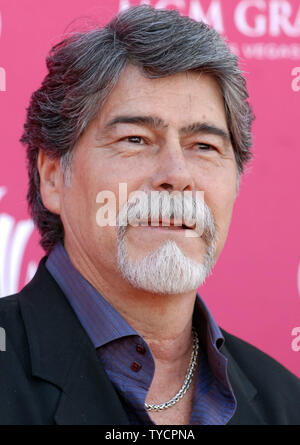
[{"xmin": 59, "ymin": 65, "xmax": 237, "ymax": 292}]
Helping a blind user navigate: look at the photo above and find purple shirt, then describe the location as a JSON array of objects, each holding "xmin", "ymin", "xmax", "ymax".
[{"xmin": 46, "ymin": 242, "xmax": 236, "ymax": 425}]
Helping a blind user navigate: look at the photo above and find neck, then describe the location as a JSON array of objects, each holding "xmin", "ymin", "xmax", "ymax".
[
  {"xmin": 120, "ymin": 293, "xmax": 196, "ymax": 363},
  {"xmin": 64, "ymin": 238, "xmax": 198, "ymax": 364}
]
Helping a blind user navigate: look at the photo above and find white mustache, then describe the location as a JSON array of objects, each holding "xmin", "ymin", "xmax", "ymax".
[{"xmin": 117, "ymin": 191, "xmax": 217, "ymax": 244}]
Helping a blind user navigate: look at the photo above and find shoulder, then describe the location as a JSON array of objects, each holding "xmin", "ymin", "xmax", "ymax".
[
  {"xmin": 0, "ymin": 258, "xmax": 50, "ymax": 379},
  {"xmin": 0, "ymin": 293, "xmax": 25, "ymax": 346},
  {"xmin": 0, "ymin": 292, "xmax": 19, "ymax": 311},
  {"xmin": 0, "ymin": 292, "xmax": 29, "ymax": 370},
  {"xmin": 221, "ymin": 328, "xmax": 299, "ymax": 384},
  {"xmin": 0, "ymin": 264, "xmax": 63, "ymax": 425},
  {"xmin": 0, "ymin": 292, "xmax": 35, "ymax": 422},
  {"xmin": 0, "ymin": 256, "xmax": 51, "ymax": 363},
  {"xmin": 221, "ymin": 328, "xmax": 300, "ymax": 421}
]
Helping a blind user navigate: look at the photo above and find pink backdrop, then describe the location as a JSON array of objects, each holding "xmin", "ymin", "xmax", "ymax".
[{"xmin": 0, "ymin": 0, "xmax": 299, "ymax": 377}]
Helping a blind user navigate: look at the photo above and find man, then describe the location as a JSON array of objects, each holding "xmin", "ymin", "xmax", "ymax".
[{"xmin": 0, "ymin": 5, "xmax": 299, "ymax": 425}]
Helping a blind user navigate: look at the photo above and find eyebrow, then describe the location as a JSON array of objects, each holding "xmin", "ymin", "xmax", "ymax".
[
  {"xmin": 179, "ymin": 122, "xmax": 231, "ymax": 147},
  {"xmin": 105, "ymin": 115, "xmax": 168, "ymax": 130},
  {"xmin": 104, "ymin": 114, "xmax": 231, "ymax": 147}
]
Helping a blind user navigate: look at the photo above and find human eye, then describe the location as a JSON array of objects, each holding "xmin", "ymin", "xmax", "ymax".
[
  {"xmin": 196, "ymin": 143, "xmax": 216, "ymax": 151},
  {"xmin": 124, "ymin": 136, "xmax": 145, "ymax": 144}
]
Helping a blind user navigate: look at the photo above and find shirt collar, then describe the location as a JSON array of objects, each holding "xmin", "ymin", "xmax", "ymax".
[
  {"xmin": 46, "ymin": 242, "xmax": 137, "ymax": 348},
  {"xmin": 194, "ymin": 294, "xmax": 224, "ymax": 350},
  {"xmin": 46, "ymin": 242, "xmax": 224, "ymax": 351}
]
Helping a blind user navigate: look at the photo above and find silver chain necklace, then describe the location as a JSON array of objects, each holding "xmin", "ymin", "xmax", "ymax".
[{"xmin": 145, "ymin": 328, "xmax": 199, "ymax": 411}]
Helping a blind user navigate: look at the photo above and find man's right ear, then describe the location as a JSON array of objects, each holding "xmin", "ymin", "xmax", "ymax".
[{"xmin": 37, "ymin": 150, "xmax": 62, "ymax": 215}]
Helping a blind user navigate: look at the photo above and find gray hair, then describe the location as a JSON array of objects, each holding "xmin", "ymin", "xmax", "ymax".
[{"xmin": 20, "ymin": 5, "xmax": 254, "ymax": 252}]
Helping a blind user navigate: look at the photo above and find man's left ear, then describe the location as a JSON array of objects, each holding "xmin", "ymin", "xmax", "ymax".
[{"xmin": 38, "ymin": 150, "xmax": 62, "ymax": 215}]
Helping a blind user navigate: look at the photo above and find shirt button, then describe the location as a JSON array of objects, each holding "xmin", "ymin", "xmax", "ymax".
[
  {"xmin": 130, "ymin": 361, "xmax": 142, "ymax": 372},
  {"xmin": 136, "ymin": 344, "xmax": 146, "ymax": 354}
]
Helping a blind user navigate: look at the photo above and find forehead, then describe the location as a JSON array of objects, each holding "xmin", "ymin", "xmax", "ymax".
[{"xmin": 96, "ymin": 64, "xmax": 228, "ymax": 130}]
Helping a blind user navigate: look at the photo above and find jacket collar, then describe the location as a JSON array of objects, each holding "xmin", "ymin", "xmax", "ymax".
[{"xmin": 19, "ymin": 257, "xmax": 129, "ymax": 425}]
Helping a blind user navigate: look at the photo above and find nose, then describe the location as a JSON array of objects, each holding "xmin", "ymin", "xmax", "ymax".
[{"xmin": 150, "ymin": 139, "xmax": 195, "ymax": 193}]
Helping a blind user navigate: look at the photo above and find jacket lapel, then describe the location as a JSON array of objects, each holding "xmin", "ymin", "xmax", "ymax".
[
  {"xmin": 220, "ymin": 340, "xmax": 266, "ymax": 425},
  {"xmin": 19, "ymin": 258, "xmax": 129, "ymax": 425}
]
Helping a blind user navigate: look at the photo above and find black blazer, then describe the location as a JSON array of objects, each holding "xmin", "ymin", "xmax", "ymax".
[{"xmin": 0, "ymin": 258, "xmax": 299, "ymax": 425}]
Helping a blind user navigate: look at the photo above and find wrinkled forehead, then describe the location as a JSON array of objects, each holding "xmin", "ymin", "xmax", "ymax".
[{"xmin": 93, "ymin": 64, "xmax": 228, "ymax": 133}]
